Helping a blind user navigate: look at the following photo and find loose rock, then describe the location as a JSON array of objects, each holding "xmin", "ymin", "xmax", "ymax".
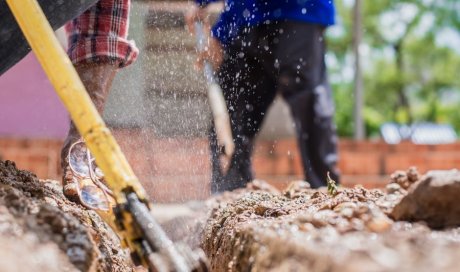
[{"xmin": 391, "ymin": 169, "xmax": 460, "ymax": 228}]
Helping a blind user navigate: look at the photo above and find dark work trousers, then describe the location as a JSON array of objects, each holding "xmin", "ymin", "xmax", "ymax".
[
  {"xmin": 0, "ymin": 0, "xmax": 98, "ymax": 76},
  {"xmin": 209, "ymin": 21, "xmax": 340, "ymax": 193}
]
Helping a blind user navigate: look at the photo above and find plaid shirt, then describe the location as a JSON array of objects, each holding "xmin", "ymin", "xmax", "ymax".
[{"xmin": 65, "ymin": 0, "xmax": 138, "ymax": 68}]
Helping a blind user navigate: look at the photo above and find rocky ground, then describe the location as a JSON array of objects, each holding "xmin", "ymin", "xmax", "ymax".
[
  {"xmin": 0, "ymin": 160, "xmax": 135, "ymax": 272},
  {"xmin": 193, "ymin": 169, "xmax": 460, "ymax": 272},
  {"xmin": 2, "ymin": 158, "xmax": 460, "ymax": 272}
]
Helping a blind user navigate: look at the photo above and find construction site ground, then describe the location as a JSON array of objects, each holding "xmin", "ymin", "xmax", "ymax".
[{"xmin": 1, "ymin": 159, "xmax": 460, "ymax": 271}]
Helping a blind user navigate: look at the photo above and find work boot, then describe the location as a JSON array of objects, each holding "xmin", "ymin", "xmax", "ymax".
[{"xmin": 61, "ymin": 62, "xmax": 118, "ymax": 200}]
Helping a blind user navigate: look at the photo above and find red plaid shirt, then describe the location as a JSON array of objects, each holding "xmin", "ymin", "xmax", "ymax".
[{"xmin": 65, "ymin": 0, "xmax": 138, "ymax": 68}]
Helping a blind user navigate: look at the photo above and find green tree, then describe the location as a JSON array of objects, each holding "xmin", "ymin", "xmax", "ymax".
[{"xmin": 328, "ymin": 0, "xmax": 460, "ymax": 137}]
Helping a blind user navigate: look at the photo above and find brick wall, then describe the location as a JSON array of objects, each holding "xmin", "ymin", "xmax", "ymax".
[
  {"xmin": 0, "ymin": 138, "xmax": 61, "ymax": 180},
  {"xmin": 1, "ymin": 130, "xmax": 459, "ymax": 202}
]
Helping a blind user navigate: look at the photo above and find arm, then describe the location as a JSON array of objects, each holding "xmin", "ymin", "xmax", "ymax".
[
  {"xmin": 187, "ymin": 0, "xmax": 231, "ymax": 45},
  {"xmin": 187, "ymin": 0, "xmax": 244, "ymax": 69}
]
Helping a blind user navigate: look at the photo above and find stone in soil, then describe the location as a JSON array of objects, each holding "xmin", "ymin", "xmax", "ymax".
[{"xmin": 391, "ymin": 169, "xmax": 460, "ymax": 228}]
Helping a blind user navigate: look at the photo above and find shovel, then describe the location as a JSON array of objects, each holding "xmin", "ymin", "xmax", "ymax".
[
  {"xmin": 194, "ymin": 22, "xmax": 235, "ymax": 158},
  {"xmin": 7, "ymin": 0, "xmax": 209, "ymax": 270}
]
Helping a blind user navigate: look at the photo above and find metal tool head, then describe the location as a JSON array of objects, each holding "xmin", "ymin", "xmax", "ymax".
[{"xmin": 126, "ymin": 193, "xmax": 210, "ymax": 272}]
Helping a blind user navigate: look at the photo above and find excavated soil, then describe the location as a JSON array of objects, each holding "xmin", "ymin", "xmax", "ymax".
[
  {"xmin": 3, "ymin": 158, "xmax": 460, "ymax": 272},
  {"xmin": 197, "ymin": 171, "xmax": 460, "ymax": 272},
  {"xmin": 0, "ymin": 160, "xmax": 135, "ymax": 272}
]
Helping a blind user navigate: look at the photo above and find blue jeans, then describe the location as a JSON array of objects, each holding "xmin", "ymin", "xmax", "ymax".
[{"xmin": 0, "ymin": 0, "xmax": 98, "ymax": 75}]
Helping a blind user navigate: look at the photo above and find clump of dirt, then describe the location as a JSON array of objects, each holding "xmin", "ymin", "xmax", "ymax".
[
  {"xmin": 391, "ymin": 169, "xmax": 460, "ymax": 228},
  {"xmin": 0, "ymin": 160, "xmax": 135, "ymax": 272},
  {"xmin": 201, "ymin": 169, "xmax": 460, "ymax": 272},
  {"xmin": 386, "ymin": 166, "xmax": 420, "ymax": 192}
]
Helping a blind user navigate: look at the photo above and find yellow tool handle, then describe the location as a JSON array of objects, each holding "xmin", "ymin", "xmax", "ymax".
[
  {"xmin": 6, "ymin": 3, "xmax": 212, "ymax": 270},
  {"xmin": 6, "ymin": 0, "xmax": 150, "ymax": 259},
  {"xmin": 5, "ymin": 0, "xmax": 147, "ymax": 205}
]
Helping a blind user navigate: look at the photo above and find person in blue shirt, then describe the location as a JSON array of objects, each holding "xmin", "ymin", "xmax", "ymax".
[{"xmin": 187, "ymin": 0, "xmax": 340, "ymax": 192}]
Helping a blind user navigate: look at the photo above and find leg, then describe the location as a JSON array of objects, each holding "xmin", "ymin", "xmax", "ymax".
[
  {"xmin": 210, "ymin": 31, "xmax": 277, "ymax": 193},
  {"xmin": 208, "ymin": 124, "xmax": 223, "ymax": 193},
  {"xmin": 276, "ymin": 22, "xmax": 339, "ymax": 188},
  {"xmin": 61, "ymin": 0, "xmax": 138, "ymax": 198},
  {"xmin": 0, "ymin": 0, "xmax": 98, "ymax": 75}
]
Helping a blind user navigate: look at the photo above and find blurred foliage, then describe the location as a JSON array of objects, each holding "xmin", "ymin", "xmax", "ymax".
[{"xmin": 327, "ymin": 0, "xmax": 460, "ymax": 138}]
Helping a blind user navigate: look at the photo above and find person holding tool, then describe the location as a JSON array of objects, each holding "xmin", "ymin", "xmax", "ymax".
[
  {"xmin": 0, "ymin": 0, "xmax": 138, "ymax": 204},
  {"xmin": 4, "ymin": 1, "xmax": 211, "ymax": 269},
  {"xmin": 61, "ymin": 0, "xmax": 138, "ymax": 203},
  {"xmin": 186, "ymin": 0, "xmax": 340, "ymax": 193}
]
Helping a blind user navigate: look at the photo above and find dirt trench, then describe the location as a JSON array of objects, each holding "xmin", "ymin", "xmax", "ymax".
[
  {"xmin": 162, "ymin": 171, "xmax": 460, "ymax": 272},
  {"xmin": 0, "ymin": 160, "xmax": 135, "ymax": 272},
  {"xmin": 194, "ymin": 172, "xmax": 460, "ymax": 272},
  {"xmin": 3, "ymin": 158, "xmax": 460, "ymax": 272}
]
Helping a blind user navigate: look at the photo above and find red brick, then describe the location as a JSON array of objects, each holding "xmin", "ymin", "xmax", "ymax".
[
  {"xmin": 272, "ymin": 154, "xmax": 293, "ymax": 176},
  {"xmin": 432, "ymin": 143, "xmax": 460, "ymax": 152},
  {"xmin": 152, "ymin": 153, "xmax": 209, "ymax": 176},
  {"xmin": 144, "ymin": 175, "xmax": 210, "ymax": 203},
  {"xmin": 384, "ymin": 154, "xmax": 428, "ymax": 173},
  {"xmin": 341, "ymin": 175, "xmax": 388, "ymax": 188},
  {"xmin": 274, "ymin": 139, "xmax": 298, "ymax": 155},
  {"xmin": 339, "ymin": 152, "xmax": 382, "ymax": 175},
  {"xmin": 253, "ymin": 155, "xmax": 277, "ymax": 175},
  {"xmin": 338, "ymin": 140, "xmax": 384, "ymax": 152},
  {"xmin": 253, "ymin": 141, "xmax": 276, "ymax": 155},
  {"xmin": 1, "ymin": 133, "xmax": 459, "ymax": 202},
  {"xmin": 425, "ymin": 153, "xmax": 460, "ymax": 170},
  {"xmin": 291, "ymin": 153, "xmax": 303, "ymax": 176}
]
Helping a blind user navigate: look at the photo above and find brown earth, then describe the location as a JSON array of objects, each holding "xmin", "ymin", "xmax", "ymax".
[
  {"xmin": 0, "ymin": 160, "xmax": 135, "ymax": 272},
  {"xmin": 194, "ymin": 170, "xmax": 460, "ymax": 272},
  {"xmin": 3, "ymin": 158, "xmax": 460, "ymax": 272}
]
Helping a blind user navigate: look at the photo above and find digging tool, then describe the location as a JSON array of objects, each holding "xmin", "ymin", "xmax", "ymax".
[
  {"xmin": 6, "ymin": 0, "xmax": 209, "ymax": 271},
  {"xmin": 194, "ymin": 22, "xmax": 235, "ymax": 158}
]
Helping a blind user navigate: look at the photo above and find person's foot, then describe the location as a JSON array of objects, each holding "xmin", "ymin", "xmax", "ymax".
[
  {"xmin": 61, "ymin": 126, "xmax": 81, "ymax": 201},
  {"xmin": 60, "ymin": 62, "xmax": 118, "ymax": 204}
]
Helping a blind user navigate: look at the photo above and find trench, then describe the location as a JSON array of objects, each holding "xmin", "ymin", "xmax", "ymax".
[{"xmin": 2, "ymin": 159, "xmax": 460, "ymax": 272}]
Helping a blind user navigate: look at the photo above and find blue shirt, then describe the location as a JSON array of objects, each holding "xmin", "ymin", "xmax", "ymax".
[{"xmin": 195, "ymin": 0, "xmax": 336, "ymax": 46}]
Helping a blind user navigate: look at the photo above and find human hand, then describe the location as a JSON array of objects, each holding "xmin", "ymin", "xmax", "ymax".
[
  {"xmin": 196, "ymin": 36, "xmax": 224, "ymax": 71},
  {"xmin": 185, "ymin": 5, "xmax": 224, "ymax": 71},
  {"xmin": 185, "ymin": 4, "xmax": 209, "ymax": 34}
]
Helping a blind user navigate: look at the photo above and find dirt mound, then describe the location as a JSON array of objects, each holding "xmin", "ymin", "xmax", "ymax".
[
  {"xmin": 0, "ymin": 160, "xmax": 135, "ymax": 272},
  {"xmin": 4, "ymin": 158, "xmax": 460, "ymax": 272},
  {"xmin": 201, "ymin": 171, "xmax": 460, "ymax": 272}
]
